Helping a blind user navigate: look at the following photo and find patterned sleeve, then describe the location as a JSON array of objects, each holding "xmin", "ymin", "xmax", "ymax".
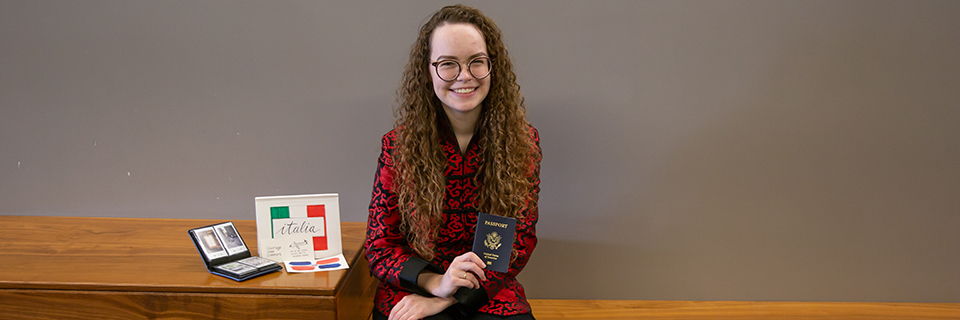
[
  {"xmin": 365, "ymin": 132, "xmax": 441, "ymax": 293},
  {"xmin": 455, "ymin": 126, "xmax": 542, "ymax": 313}
]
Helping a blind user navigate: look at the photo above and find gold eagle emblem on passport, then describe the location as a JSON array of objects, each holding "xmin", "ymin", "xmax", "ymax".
[{"xmin": 484, "ymin": 231, "xmax": 502, "ymax": 250}]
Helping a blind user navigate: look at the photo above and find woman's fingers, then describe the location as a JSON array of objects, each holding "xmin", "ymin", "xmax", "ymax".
[
  {"xmin": 460, "ymin": 264, "xmax": 487, "ymax": 282},
  {"xmin": 455, "ymin": 252, "xmax": 488, "ymax": 281},
  {"xmin": 389, "ymin": 296, "xmax": 420, "ymax": 320},
  {"xmin": 458, "ymin": 252, "xmax": 485, "ymax": 266},
  {"xmin": 387, "ymin": 298, "xmax": 403, "ymax": 320},
  {"xmin": 465, "ymin": 271, "xmax": 481, "ymax": 288},
  {"xmin": 452, "ymin": 270, "xmax": 480, "ymax": 289},
  {"xmin": 433, "ymin": 251, "xmax": 490, "ymax": 295},
  {"xmin": 389, "ymin": 294, "xmax": 453, "ymax": 320}
]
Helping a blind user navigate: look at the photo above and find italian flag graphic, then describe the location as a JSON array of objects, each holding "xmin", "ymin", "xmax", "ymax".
[{"xmin": 270, "ymin": 204, "xmax": 328, "ymax": 251}]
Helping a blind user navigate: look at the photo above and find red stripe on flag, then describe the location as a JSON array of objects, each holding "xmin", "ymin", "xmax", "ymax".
[
  {"xmin": 307, "ymin": 205, "xmax": 325, "ymax": 217},
  {"xmin": 307, "ymin": 205, "xmax": 328, "ymax": 251}
]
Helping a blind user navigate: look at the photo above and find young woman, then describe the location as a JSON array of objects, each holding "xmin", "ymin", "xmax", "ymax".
[{"xmin": 365, "ymin": 4, "xmax": 541, "ymax": 320}]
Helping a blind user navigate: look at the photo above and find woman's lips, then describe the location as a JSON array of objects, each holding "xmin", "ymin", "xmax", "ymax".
[{"xmin": 452, "ymin": 87, "xmax": 477, "ymax": 94}]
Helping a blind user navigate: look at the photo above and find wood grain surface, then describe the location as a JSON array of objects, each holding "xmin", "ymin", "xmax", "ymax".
[
  {"xmin": 528, "ymin": 299, "xmax": 960, "ymax": 319},
  {"xmin": 0, "ymin": 216, "xmax": 375, "ymax": 319},
  {"xmin": 6, "ymin": 216, "xmax": 956, "ymax": 319}
]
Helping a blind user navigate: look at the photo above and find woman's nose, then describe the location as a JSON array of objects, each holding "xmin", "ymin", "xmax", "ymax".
[{"xmin": 455, "ymin": 65, "xmax": 476, "ymax": 81}]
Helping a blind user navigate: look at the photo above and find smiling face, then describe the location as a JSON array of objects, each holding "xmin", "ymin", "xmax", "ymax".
[{"xmin": 429, "ymin": 22, "xmax": 491, "ymax": 120}]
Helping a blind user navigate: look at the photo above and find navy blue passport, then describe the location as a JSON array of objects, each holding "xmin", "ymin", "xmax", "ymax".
[{"xmin": 472, "ymin": 213, "xmax": 516, "ymax": 273}]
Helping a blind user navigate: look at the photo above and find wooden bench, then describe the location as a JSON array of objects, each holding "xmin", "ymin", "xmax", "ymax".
[
  {"xmin": 528, "ymin": 299, "xmax": 960, "ymax": 319},
  {"xmin": 0, "ymin": 216, "xmax": 376, "ymax": 320}
]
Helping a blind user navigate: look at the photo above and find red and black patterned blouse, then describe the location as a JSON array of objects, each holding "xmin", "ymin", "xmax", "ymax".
[{"xmin": 365, "ymin": 117, "xmax": 541, "ymax": 317}]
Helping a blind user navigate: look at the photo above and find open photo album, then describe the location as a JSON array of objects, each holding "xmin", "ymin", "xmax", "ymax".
[{"xmin": 188, "ymin": 221, "xmax": 281, "ymax": 281}]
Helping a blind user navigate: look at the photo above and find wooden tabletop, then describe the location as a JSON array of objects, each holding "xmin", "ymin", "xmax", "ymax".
[{"xmin": 0, "ymin": 215, "xmax": 368, "ymax": 296}]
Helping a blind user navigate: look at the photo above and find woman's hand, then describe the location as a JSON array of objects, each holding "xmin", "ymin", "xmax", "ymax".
[
  {"xmin": 388, "ymin": 294, "xmax": 456, "ymax": 320},
  {"xmin": 418, "ymin": 252, "xmax": 488, "ymax": 298}
]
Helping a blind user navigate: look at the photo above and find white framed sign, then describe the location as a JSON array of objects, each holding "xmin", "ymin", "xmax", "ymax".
[{"xmin": 255, "ymin": 193, "xmax": 342, "ymax": 262}]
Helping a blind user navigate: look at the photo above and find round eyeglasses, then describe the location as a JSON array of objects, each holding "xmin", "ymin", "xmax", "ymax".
[{"xmin": 430, "ymin": 57, "xmax": 492, "ymax": 82}]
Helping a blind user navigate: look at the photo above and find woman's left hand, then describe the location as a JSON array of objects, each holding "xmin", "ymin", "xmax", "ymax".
[
  {"xmin": 388, "ymin": 294, "xmax": 456, "ymax": 320},
  {"xmin": 431, "ymin": 252, "xmax": 487, "ymax": 297}
]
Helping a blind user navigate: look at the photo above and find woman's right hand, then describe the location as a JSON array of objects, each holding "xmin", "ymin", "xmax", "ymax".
[{"xmin": 419, "ymin": 252, "xmax": 488, "ymax": 298}]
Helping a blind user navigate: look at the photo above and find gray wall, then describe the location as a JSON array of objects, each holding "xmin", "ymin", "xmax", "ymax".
[{"xmin": 2, "ymin": 0, "xmax": 958, "ymax": 302}]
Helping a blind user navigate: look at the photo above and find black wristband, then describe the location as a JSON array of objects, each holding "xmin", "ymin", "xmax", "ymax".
[
  {"xmin": 398, "ymin": 256, "xmax": 445, "ymax": 296},
  {"xmin": 451, "ymin": 285, "xmax": 489, "ymax": 315}
]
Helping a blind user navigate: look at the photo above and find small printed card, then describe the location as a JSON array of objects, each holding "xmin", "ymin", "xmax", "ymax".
[
  {"xmin": 472, "ymin": 213, "xmax": 516, "ymax": 273},
  {"xmin": 268, "ymin": 218, "xmax": 319, "ymax": 261},
  {"xmin": 288, "ymin": 237, "xmax": 314, "ymax": 260},
  {"xmin": 282, "ymin": 254, "xmax": 349, "ymax": 273}
]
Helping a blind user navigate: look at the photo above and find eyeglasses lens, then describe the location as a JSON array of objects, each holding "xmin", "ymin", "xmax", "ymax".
[{"xmin": 436, "ymin": 58, "xmax": 490, "ymax": 81}]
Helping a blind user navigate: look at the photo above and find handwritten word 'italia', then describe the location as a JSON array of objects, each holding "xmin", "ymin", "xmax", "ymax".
[{"xmin": 275, "ymin": 221, "xmax": 319, "ymax": 237}]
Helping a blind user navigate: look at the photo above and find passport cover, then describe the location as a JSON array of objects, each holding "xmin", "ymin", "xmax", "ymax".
[{"xmin": 472, "ymin": 213, "xmax": 516, "ymax": 273}]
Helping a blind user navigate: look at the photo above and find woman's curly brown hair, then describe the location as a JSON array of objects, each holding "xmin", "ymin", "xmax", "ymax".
[{"xmin": 393, "ymin": 4, "xmax": 538, "ymax": 260}]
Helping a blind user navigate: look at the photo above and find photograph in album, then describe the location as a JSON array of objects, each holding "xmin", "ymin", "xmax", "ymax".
[{"xmin": 188, "ymin": 221, "xmax": 282, "ymax": 281}]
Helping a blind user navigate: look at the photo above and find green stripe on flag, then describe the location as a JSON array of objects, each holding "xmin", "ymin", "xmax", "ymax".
[{"xmin": 270, "ymin": 206, "xmax": 290, "ymax": 239}]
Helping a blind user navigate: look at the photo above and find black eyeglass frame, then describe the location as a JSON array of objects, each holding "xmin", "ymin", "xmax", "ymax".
[{"xmin": 429, "ymin": 57, "xmax": 493, "ymax": 82}]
